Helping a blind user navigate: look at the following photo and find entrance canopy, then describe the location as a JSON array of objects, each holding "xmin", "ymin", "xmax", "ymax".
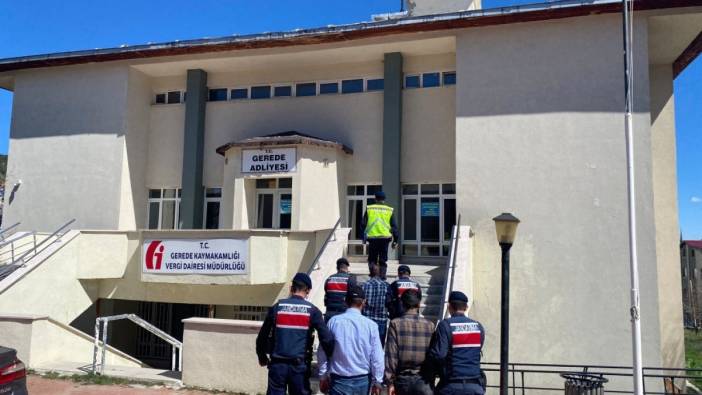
[{"xmin": 217, "ymin": 131, "xmax": 352, "ymax": 232}]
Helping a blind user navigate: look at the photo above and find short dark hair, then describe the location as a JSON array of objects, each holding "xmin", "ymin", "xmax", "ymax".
[
  {"xmin": 369, "ymin": 264, "xmax": 379, "ymax": 277},
  {"xmin": 401, "ymin": 289, "xmax": 421, "ymax": 310},
  {"xmin": 291, "ymin": 280, "xmax": 310, "ymax": 293},
  {"xmin": 449, "ymin": 300, "xmax": 468, "ymax": 311}
]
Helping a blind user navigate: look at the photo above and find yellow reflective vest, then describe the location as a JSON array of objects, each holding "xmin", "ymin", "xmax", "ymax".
[{"xmin": 365, "ymin": 204, "xmax": 394, "ymax": 238}]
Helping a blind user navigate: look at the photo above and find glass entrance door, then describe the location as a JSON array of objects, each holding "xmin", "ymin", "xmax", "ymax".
[
  {"xmin": 255, "ymin": 178, "xmax": 292, "ymax": 229},
  {"xmin": 401, "ymin": 183, "xmax": 456, "ymax": 257},
  {"xmin": 346, "ymin": 184, "xmax": 381, "ymax": 255}
]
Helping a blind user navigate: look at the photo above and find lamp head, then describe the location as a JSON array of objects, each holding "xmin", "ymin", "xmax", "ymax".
[{"xmin": 493, "ymin": 212, "xmax": 520, "ymax": 244}]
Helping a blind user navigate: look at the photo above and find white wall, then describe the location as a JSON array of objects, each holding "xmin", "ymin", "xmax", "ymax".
[
  {"xmin": 455, "ymin": 15, "xmax": 669, "ymax": 377},
  {"xmin": 4, "ymin": 65, "xmax": 130, "ymax": 231}
]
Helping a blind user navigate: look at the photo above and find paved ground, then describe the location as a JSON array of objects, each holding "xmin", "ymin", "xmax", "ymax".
[{"xmin": 27, "ymin": 375, "xmax": 234, "ymax": 395}]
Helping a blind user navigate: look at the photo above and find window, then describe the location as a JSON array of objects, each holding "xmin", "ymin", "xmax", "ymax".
[
  {"xmin": 405, "ymin": 75, "xmax": 420, "ymax": 89},
  {"xmin": 208, "ymin": 88, "xmax": 228, "ymax": 102},
  {"xmin": 251, "ymin": 86, "xmax": 271, "ymax": 100},
  {"xmin": 231, "ymin": 88, "xmax": 248, "ymax": 100},
  {"xmin": 147, "ymin": 188, "xmax": 182, "ymax": 229},
  {"xmin": 443, "ymin": 71, "xmax": 456, "ymax": 86},
  {"xmin": 341, "ymin": 79, "xmax": 364, "ymax": 94},
  {"xmin": 255, "ymin": 178, "xmax": 292, "ymax": 229},
  {"xmin": 204, "ymin": 188, "xmax": 221, "ymax": 229},
  {"xmin": 274, "ymin": 85, "xmax": 293, "ymax": 97},
  {"xmin": 166, "ymin": 91, "xmax": 182, "ymax": 104},
  {"xmin": 367, "ymin": 78, "xmax": 384, "ymax": 91},
  {"xmin": 155, "ymin": 94, "xmax": 166, "ymax": 104},
  {"xmin": 402, "ymin": 183, "xmax": 455, "ymax": 257},
  {"xmin": 296, "ymin": 83, "xmax": 317, "ymax": 97},
  {"xmin": 345, "ymin": 184, "xmax": 382, "ymax": 256},
  {"xmin": 319, "ymin": 82, "xmax": 339, "ymax": 95},
  {"xmin": 422, "ymin": 72, "xmax": 441, "ymax": 88}
]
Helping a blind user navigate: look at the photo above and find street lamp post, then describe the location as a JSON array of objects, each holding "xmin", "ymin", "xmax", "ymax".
[{"xmin": 493, "ymin": 213, "xmax": 520, "ymax": 395}]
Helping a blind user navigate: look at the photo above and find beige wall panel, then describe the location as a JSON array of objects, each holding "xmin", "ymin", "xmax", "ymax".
[
  {"xmin": 147, "ymin": 105, "xmax": 185, "ymax": 187},
  {"xmin": 118, "ymin": 68, "xmax": 153, "ymax": 230},
  {"xmin": 455, "ymin": 15, "xmax": 664, "ymax": 378},
  {"xmin": 402, "ymin": 87, "xmax": 456, "ymax": 182},
  {"xmin": 649, "ymin": 64, "xmax": 685, "ymax": 370}
]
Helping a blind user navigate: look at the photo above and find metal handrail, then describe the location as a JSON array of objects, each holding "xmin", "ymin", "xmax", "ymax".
[
  {"xmin": 0, "ymin": 223, "xmax": 20, "ymax": 240},
  {"xmin": 438, "ymin": 215, "xmax": 461, "ymax": 323},
  {"xmin": 92, "ymin": 314, "xmax": 183, "ymax": 375},
  {"xmin": 11, "ymin": 219, "xmax": 75, "ymax": 265},
  {"xmin": 479, "ymin": 361, "xmax": 692, "ymax": 394},
  {"xmin": 0, "ymin": 219, "xmax": 75, "ymax": 280},
  {"xmin": 0, "ymin": 232, "xmax": 36, "ymax": 263},
  {"xmin": 308, "ymin": 217, "xmax": 342, "ymax": 274}
]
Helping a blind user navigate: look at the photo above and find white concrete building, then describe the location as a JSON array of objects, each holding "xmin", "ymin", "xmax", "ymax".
[{"xmin": 0, "ymin": 0, "xmax": 700, "ymax": 392}]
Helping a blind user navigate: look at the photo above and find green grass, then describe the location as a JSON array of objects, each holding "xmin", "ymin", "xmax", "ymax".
[{"xmin": 686, "ymin": 329, "xmax": 702, "ymax": 389}]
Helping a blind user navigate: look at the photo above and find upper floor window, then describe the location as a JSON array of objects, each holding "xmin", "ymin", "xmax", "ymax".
[
  {"xmin": 167, "ymin": 91, "xmax": 182, "ymax": 104},
  {"xmin": 296, "ymin": 83, "xmax": 317, "ymax": 97},
  {"xmin": 231, "ymin": 88, "xmax": 248, "ymax": 100},
  {"xmin": 341, "ymin": 79, "xmax": 364, "ymax": 94},
  {"xmin": 274, "ymin": 85, "xmax": 293, "ymax": 97},
  {"xmin": 422, "ymin": 72, "xmax": 441, "ymax": 88},
  {"xmin": 208, "ymin": 88, "xmax": 228, "ymax": 102},
  {"xmin": 443, "ymin": 71, "xmax": 456, "ymax": 86},
  {"xmin": 319, "ymin": 82, "xmax": 339, "ymax": 95},
  {"xmin": 405, "ymin": 75, "xmax": 420, "ymax": 89},
  {"xmin": 204, "ymin": 188, "xmax": 222, "ymax": 230},
  {"xmin": 148, "ymin": 188, "xmax": 182, "ymax": 230},
  {"xmin": 155, "ymin": 93, "xmax": 166, "ymax": 104},
  {"xmin": 367, "ymin": 78, "xmax": 384, "ymax": 91},
  {"xmin": 251, "ymin": 86, "xmax": 271, "ymax": 100}
]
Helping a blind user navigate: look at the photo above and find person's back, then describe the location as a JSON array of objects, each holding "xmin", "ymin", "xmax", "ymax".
[
  {"xmin": 388, "ymin": 266, "xmax": 422, "ymax": 320},
  {"xmin": 318, "ymin": 285, "xmax": 383, "ymax": 395},
  {"xmin": 362, "ymin": 264, "xmax": 390, "ymax": 346},
  {"xmin": 323, "ymin": 258, "xmax": 356, "ymax": 321},
  {"xmin": 385, "ymin": 289, "xmax": 434, "ymax": 395},
  {"xmin": 426, "ymin": 291, "xmax": 485, "ymax": 395},
  {"xmin": 256, "ymin": 273, "xmax": 334, "ymax": 395}
]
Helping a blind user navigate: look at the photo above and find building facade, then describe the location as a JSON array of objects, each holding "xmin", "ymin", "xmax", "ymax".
[{"xmin": 0, "ymin": 0, "xmax": 700, "ymax": 386}]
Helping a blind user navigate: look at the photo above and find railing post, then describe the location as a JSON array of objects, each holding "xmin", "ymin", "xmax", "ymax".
[
  {"xmin": 92, "ymin": 319, "xmax": 101, "ymax": 374},
  {"xmin": 100, "ymin": 320, "xmax": 109, "ymax": 374},
  {"xmin": 33, "ymin": 233, "xmax": 37, "ymax": 253},
  {"xmin": 171, "ymin": 345, "xmax": 176, "ymax": 371},
  {"xmin": 11, "ymin": 243, "xmax": 14, "ymax": 262},
  {"xmin": 179, "ymin": 346, "xmax": 183, "ymax": 372}
]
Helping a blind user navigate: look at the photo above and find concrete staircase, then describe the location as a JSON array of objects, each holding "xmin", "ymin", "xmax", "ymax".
[{"xmin": 347, "ymin": 257, "xmax": 447, "ymax": 323}]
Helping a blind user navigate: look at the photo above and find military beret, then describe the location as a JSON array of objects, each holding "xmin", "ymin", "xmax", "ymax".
[
  {"xmin": 292, "ymin": 272, "xmax": 312, "ymax": 289},
  {"xmin": 449, "ymin": 291, "xmax": 468, "ymax": 303}
]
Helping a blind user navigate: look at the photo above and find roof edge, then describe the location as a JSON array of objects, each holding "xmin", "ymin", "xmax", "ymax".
[{"xmin": 2, "ymin": 0, "xmax": 701, "ymax": 73}]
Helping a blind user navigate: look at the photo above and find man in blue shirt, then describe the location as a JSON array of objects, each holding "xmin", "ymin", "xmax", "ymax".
[
  {"xmin": 426, "ymin": 291, "xmax": 486, "ymax": 395},
  {"xmin": 318, "ymin": 285, "xmax": 384, "ymax": 395},
  {"xmin": 256, "ymin": 273, "xmax": 334, "ymax": 395},
  {"xmin": 362, "ymin": 263, "xmax": 390, "ymax": 346}
]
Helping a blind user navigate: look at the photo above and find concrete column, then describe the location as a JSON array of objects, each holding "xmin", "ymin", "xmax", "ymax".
[
  {"xmin": 383, "ymin": 52, "xmax": 403, "ymax": 252},
  {"xmin": 180, "ymin": 69, "xmax": 208, "ymax": 229}
]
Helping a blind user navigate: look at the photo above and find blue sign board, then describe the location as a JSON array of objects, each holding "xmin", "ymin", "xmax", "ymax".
[
  {"xmin": 280, "ymin": 198, "xmax": 292, "ymax": 214},
  {"xmin": 421, "ymin": 202, "xmax": 440, "ymax": 217}
]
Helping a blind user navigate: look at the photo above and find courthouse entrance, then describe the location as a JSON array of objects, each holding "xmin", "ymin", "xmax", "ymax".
[
  {"xmin": 345, "ymin": 182, "xmax": 456, "ymax": 257},
  {"xmin": 401, "ymin": 183, "xmax": 456, "ymax": 257}
]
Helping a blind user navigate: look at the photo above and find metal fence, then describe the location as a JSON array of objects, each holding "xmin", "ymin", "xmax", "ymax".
[{"xmin": 481, "ymin": 362, "xmax": 696, "ymax": 394}]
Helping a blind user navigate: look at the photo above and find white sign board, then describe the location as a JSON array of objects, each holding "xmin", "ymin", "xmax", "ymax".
[
  {"xmin": 242, "ymin": 148, "xmax": 296, "ymax": 173},
  {"xmin": 143, "ymin": 239, "xmax": 248, "ymax": 275}
]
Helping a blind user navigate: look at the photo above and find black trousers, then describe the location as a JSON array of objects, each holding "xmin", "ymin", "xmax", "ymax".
[
  {"xmin": 267, "ymin": 361, "xmax": 310, "ymax": 395},
  {"xmin": 367, "ymin": 237, "xmax": 391, "ymax": 279}
]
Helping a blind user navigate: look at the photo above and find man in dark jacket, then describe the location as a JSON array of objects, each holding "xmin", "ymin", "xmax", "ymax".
[
  {"xmin": 323, "ymin": 258, "xmax": 357, "ymax": 322},
  {"xmin": 256, "ymin": 273, "xmax": 335, "ymax": 395}
]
